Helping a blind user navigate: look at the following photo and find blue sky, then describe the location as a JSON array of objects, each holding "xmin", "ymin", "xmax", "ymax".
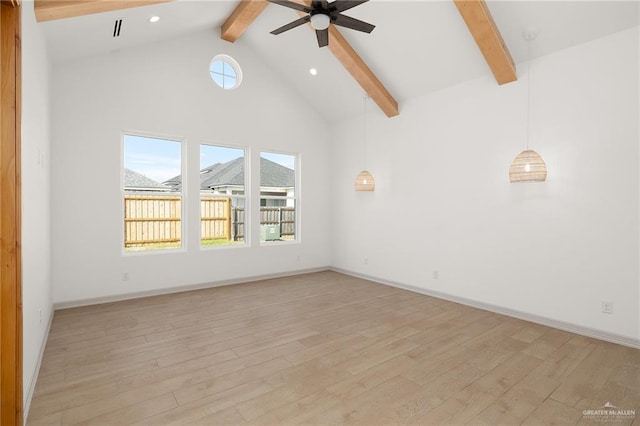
[
  {"xmin": 124, "ymin": 135, "xmax": 295, "ymax": 184},
  {"xmin": 261, "ymin": 152, "xmax": 295, "ymax": 170},
  {"xmin": 200, "ymin": 144, "xmax": 243, "ymax": 170},
  {"xmin": 124, "ymin": 134, "xmax": 181, "ymax": 183}
]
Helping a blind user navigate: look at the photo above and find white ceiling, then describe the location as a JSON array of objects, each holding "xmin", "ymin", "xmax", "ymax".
[{"xmin": 38, "ymin": 0, "xmax": 639, "ymax": 122}]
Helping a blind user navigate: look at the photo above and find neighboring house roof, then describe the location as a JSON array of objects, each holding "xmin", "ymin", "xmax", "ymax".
[
  {"xmin": 165, "ymin": 157, "xmax": 294, "ymax": 191},
  {"xmin": 124, "ymin": 168, "xmax": 170, "ymax": 191},
  {"xmin": 202, "ymin": 157, "xmax": 245, "ymax": 189},
  {"xmin": 259, "ymin": 157, "xmax": 295, "ymax": 188}
]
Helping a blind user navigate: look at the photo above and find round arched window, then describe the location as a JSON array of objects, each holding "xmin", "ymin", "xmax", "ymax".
[{"xmin": 209, "ymin": 54, "xmax": 242, "ymax": 90}]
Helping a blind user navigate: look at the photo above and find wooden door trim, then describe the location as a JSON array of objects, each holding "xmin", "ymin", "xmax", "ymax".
[{"xmin": 0, "ymin": 0, "xmax": 23, "ymax": 424}]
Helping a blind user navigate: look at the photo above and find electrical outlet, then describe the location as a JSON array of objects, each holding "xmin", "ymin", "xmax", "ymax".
[
  {"xmin": 296, "ymin": 255, "xmax": 301, "ymax": 261},
  {"xmin": 432, "ymin": 270, "xmax": 439, "ymax": 279},
  {"xmin": 364, "ymin": 258, "xmax": 369, "ymax": 265},
  {"xmin": 38, "ymin": 309, "xmax": 42, "ymax": 324},
  {"xmin": 601, "ymin": 300, "xmax": 613, "ymax": 314},
  {"xmin": 122, "ymin": 272, "xmax": 130, "ymax": 281}
]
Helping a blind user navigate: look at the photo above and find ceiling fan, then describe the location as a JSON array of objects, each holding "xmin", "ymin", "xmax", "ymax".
[{"xmin": 268, "ymin": 0, "xmax": 375, "ymax": 48}]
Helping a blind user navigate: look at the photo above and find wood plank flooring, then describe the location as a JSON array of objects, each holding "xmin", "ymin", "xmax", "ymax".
[{"xmin": 26, "ymin": 271, "xmax": 640, "ymax": 425}]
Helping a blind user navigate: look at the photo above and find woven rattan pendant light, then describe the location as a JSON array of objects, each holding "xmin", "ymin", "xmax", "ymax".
[
  {"xmin": 509, "ymin": 30, "xmax": 547, "ymax": 183},
  {"xmin": 355, "ymin": 96, "xmax": 375, "ymax": 191},
  {"xmin": 355, "ymin": 170, "xmax": 375, "ymax": 191}
]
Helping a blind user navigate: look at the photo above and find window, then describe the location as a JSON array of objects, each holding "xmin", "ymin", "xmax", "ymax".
[
  {"xmin": 260, "ymin": 151, "xmax": 297, "ymax": 242},
  {"xmin": 199, "ymin": 144, "xmax": 246, "ymax": 247},
  {"xmin": 209, "ymin": 54, "xmax": 242, "ymax": 90},
  {"xmin": 123, "ymin": 134, "xmax": 183, "ymax": 252}
]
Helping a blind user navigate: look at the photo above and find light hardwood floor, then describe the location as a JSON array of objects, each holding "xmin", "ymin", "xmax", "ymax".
[{"xmin": 27, "ymin": 271, "xmax": 639, "ymax": 425}]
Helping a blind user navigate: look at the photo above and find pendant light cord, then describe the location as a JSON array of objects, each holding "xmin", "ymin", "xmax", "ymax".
[
  {"xmin": 363, "ymin": 95, "xmax": 368, "ymax": 169},
  {"xmin": 526, "ymin": 38, "xmax": 531, "ymax": 150}
]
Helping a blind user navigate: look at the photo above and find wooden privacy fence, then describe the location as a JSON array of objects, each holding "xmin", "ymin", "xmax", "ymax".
[
  {"xmin": 201, "ymin": 197, "xmax": 232, "ymax": 241},
  {"xmin": 124, "ymin": 195, "xmax": 294, "ymax": 246},
  {"xmin": 207, "ymin": 206, "xmax": 295, "ymax": 241},
  {"xmin": 124, "ymin": 195, "xmax": 181, "ymax": 246}
]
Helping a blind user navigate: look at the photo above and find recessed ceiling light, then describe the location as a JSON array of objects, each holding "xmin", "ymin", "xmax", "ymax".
[
  {"xmin": 309, "ymin": 68, "xmax": 318, "ymax": 76},
  {"xmin": 149, "ymin": 16, "xmax": 160, "ymax": 23}
]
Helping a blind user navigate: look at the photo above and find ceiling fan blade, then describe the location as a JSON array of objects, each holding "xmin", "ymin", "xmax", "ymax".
[
  {"xmin": 330, "ymin": 0, "xmax": 369, "ymax": 13},
  {"xmin": 270, "ymin": 16, "xmax": 311, "ymax": 35},
  {"xmin": 332, "ymin": 13, "xmax": 375, "ymax": 33},
  {"xmin": 316, "ymin": 28, "xmax": 329, "ymax": 47},
  {"xmin": 267, "ymin": 0, "xmax": 312, "ymax": 13}
]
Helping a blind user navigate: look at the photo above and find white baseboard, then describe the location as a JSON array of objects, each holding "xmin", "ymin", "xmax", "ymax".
[
  {"xmin": 53, "ymin": 267, "xmax": 331, "ymax": 310},
  {"xmin": 24, "ymin": 310, "xmax": 54, "ymax": 425},
  {"xmin": 331, "ymin": 267, "xmax": 640, "ymax": 350}
]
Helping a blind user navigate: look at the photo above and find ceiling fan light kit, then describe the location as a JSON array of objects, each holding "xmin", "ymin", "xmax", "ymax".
[
  {"xmin": 509, "ymin": 28, "xmax": 547, "ymax": 183},
  {"xmin": 310, "ymin": 12, "xmax": 330, "ymax": 30}
]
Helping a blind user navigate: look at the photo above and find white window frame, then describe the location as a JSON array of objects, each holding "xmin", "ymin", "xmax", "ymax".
[
  {"xmin": 121, "ymin": 131, "xmax": 187, "ymax": 256},
  {"xmin": 209, "ymin": 54, "xmax": 243, "ymax": 90},
  {"xmin": 199, "ymin": 142, "xmax": 249, "ymax": 250},
  {"xmin": 259, "ymin": 150, "xmax": 300, "ymax": 245}
]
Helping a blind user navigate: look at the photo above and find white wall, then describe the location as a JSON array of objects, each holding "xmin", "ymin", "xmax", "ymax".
[
  {"xmin": 51, "ymin": 30, "xmax": 332, "ymax": 304},
  {"xmin": 331, "ymin": 27, "xmax": 639, "ymax": 342},
  {"xmin": 21, "ymin": 0, "xmax": 53, "ymax": 416}
]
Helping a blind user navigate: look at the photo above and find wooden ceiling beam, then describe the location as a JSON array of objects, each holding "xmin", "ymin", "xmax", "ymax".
[
  {"xmin": 221, "ymin": 0, "xmax": 269, "ymax": 42},
  {"xmin": 34, "ymin": 0, "xmax": 173, "ymax": 23},
  {"xmin": 327, "ymin": 25, "xmax": 398, "ymax": 117},
  {"xmin": 453, "ymin": 0, "xmax": 517, "ymax": 85}
]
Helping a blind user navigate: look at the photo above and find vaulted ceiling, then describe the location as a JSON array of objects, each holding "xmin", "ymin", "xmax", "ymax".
[{"xmin": 35, "ymin": 0, "xmax": 639, "ymax": 122}]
